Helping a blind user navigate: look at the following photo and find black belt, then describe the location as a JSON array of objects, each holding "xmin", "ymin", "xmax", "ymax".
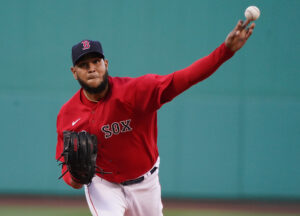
[{"xmin": 120, "ymin": 167, "xmax": 157, "ymax": 186}]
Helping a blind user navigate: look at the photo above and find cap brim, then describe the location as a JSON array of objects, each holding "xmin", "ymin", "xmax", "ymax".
[{"xmin": 74, "ymin": 52, "xmax": 104, "ymax": 65}]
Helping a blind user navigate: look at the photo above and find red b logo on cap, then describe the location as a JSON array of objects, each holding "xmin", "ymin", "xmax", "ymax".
[{"xmin": 81, "ymin": 40, "xmax": 90, "ymax": 50}]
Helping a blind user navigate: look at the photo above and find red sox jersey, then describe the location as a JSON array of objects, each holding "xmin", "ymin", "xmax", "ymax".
[{"xmin": 56, "ymin": 42, "xmax": 234, "ymax": 184}]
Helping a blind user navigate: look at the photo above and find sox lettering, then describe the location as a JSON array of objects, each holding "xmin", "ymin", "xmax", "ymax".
[{"xmin": 101, "ymin": 119, "xmax": 132, "ymax": 139}]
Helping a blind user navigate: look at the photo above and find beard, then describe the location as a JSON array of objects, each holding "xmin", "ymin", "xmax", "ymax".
[{"xmin": 77, "ymin": 69, "xmax": 109, "ymax": 94}]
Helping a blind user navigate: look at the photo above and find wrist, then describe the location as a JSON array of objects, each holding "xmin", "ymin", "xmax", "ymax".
[
  {"xmin": 224, "ymin": 41, "xmax": 236, "ymax": 54},
  {"xmin": 61, "ymin": 169, "xmax": 83, "ymax": 189},
  {"xmin": 70, "ymin": 177, "xmax": 83, "ymax": 189}
]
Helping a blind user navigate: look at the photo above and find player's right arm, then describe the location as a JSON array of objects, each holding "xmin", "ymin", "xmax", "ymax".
[
  {"xmin": 132, "ymin": 43, "xmax": 234, "ymax": 113},
  {"xmin": 118, "ymin": 20, "xmax": 255, "ymax": 113}
]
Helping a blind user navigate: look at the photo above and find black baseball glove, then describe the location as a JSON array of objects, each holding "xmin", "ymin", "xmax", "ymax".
[{"xmin": 57, "ymin": 131, "xmax": 110, "ymax": 185}]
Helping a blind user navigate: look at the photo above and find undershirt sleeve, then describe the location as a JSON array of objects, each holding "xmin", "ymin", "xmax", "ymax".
[{"xmin": 160, "ymin": 42, "xmax": 235, "ymax": 103}]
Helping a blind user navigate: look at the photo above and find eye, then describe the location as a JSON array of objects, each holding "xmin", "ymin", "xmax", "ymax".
[
  {"xmin": 93, "ymin": 59, "xmax": 100, "ymax": 64},
  {"xmin": 78, "ymin": 62, "xmax": 88, "ymax": 69}
]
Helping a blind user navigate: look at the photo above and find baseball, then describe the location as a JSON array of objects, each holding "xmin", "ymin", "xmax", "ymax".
[{"xmin": 244, "ymin": 6, "xmax": 260, "ymax": 21}]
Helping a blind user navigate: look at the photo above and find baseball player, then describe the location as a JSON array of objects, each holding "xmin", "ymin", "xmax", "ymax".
[{"xmin": 56, "ymin": 20, "xmax": 255, "ymax": 216}]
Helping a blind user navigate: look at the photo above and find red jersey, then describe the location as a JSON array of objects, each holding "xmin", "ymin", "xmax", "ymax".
[{"xmin": 56, "ymin": 42, "xmax": 234, "ymax": 184}]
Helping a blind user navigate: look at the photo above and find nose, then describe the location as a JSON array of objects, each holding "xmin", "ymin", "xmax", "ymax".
[{"xmin": 88, "ymin": 62, "xmax": 96, "ymax": 73}]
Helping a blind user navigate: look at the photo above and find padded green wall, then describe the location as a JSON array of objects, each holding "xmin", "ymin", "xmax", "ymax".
[{"xmin": 0, "ymin": 0, "xmax": 299, "ymax": 199}]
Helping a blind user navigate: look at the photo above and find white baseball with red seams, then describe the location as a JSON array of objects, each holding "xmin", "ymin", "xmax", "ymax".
[{"xmin": 244, "ymin": 6, "xmax": 260, "ymax": 21}]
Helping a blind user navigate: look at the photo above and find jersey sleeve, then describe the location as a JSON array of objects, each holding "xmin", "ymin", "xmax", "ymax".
[
  {"xmin": 133, "ymin": 42, "xmax": 234, "ymax": 112},
  {"xmin": 160, "ymin": 42, "xmax": 235, "ymax": 101}
]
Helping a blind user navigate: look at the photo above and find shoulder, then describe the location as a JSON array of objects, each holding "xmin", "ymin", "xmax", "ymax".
[
  {"xmin": 114, "ymin": 74, "xmax": 166, "ymax": 85},
  {"xmin": 109, "ymin": 76, "xmax": 139, "ymax": 88},
  {"xmin": 109, "ymin": 74, "xmax": 162, "ymax": 92},
  {"xmin": 110, "ymin": 74, "xmax": 161, "ymax": 84},
  {"xmin": 135, "ymin": 74, "xmax": 174, "ymax": 89},
  {"xmin": 110, "ymin": 74, "xmax": 174, "ymax": 92},
  {"xmin": 110, "ymin": 76, "xmax": 133, "ymax": 84},
  {"xmin": 109, "ymin": 76, "xmax": 143, "ymax": 91}
]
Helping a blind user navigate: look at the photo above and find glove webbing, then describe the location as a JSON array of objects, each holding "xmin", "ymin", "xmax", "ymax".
[{"xmin": 57, "ymin": 131, "xmax": 112, "ymax": 182}]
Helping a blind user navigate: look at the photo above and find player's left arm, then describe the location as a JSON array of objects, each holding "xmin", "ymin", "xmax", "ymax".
[
  {"xmin": 161, "ymin": 20, "xmax": 255, "ymax": 102},
  {"xmin": 56, "ymin": 114, "xmax": 83, "ymax": 189}
]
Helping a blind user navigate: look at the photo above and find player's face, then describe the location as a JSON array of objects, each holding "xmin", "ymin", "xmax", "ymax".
[{"xmin": 71, "ymin": 55, "xmax": 109, "ymax": 94}]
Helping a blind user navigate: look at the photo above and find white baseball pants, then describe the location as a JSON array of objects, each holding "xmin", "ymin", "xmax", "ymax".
[{"xmin": 84, "ymin": 160, "xmax": 163, "ymax": 216}]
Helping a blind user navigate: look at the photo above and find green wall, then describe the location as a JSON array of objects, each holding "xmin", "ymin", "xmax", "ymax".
[{"xmin": 0, "ymin": 0, "xmax": 299, "ymax": 199}]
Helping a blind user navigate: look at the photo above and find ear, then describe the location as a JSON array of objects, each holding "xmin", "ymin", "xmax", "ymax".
[
  {"xmin": 70, "ymin": 67, "xmax": 78, "ymax": 80},
  {"xmin": 104, "ymin": 59, "xmax": 109, "ymax": 69}
]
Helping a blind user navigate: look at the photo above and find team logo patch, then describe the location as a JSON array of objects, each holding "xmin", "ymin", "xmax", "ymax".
[{"xmin": 81, "ymin": 40, "xmax": 90, "ymax": 50}]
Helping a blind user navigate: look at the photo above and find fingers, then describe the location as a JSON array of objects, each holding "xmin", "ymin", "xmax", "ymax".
[
  {"xmin": 246, "ymin": 23, "xmax": 255, "ymax": 39},
  {"xmin": 228, "ymin": 20, "xmax": 255, "ymax": 45},
  {"xmin": 233, "ymin": 20, "xmax": 243, "ymax": 32},
  {"xmin": 233, "ymin": 19, "xmax": 251, "ymax": 35},
  {"xmin": 226, "ymin": 20, "xmax": 256, "ymax": 52},
  {"xmin": 245, "ymin": 29, "xmax": 253, "ymax": 39},
  {"xmin": 242, "ymin": 19, "xmax": 251, "ymax": 29},
  {"xmin": 234, "ymin": 19, "xmax": 254, "ymax": 32},
  {"xmin": 231, "ymin": 20, "xmax": 243, "ymax": 38},
  {"xmin": 249, "ymin": 22, "xmax": 256, "ymax": 30},
  {"xmin": 238, "ymin": 21, "xmax": 255, "ymax": 39}
]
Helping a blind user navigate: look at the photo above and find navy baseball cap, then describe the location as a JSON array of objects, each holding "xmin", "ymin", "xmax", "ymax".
[{"xmin": 72, "ymin": 40, "xmax": 104, "ymax": 65}]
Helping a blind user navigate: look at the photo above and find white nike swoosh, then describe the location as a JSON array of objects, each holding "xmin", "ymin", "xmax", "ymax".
[{"xmin": 72, "ymin": 118, "xmax": 81, "ymax": 126}]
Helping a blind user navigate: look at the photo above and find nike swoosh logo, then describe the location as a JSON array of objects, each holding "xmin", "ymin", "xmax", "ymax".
[{"xmin": 72, "ymin": 118, "xmax": 81, "ymax": 126}]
